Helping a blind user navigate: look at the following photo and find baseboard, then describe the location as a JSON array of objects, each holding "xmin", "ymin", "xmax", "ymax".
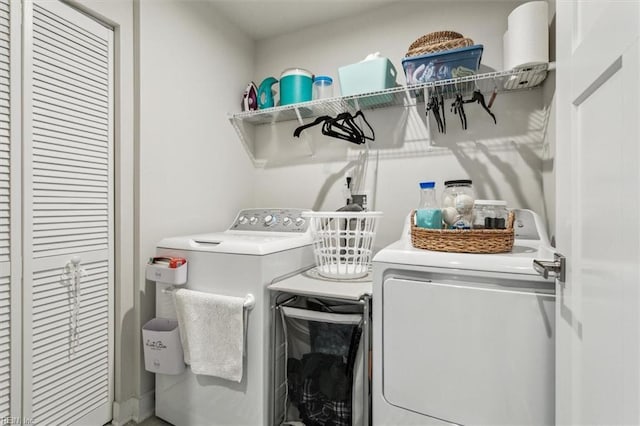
[
  {"xmin": 111, "ymin": 391, "xmax": 154, "ymax": 425},
  {"xmin": 135, "ymin": 390, "xmax": 155, "ymax": 423},
  {"xmin": 112, "ymin": 398, "xmax": 136, "ymax": 426}
]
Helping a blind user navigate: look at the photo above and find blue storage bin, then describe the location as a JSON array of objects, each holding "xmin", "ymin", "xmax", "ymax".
[{"xmin": 402, "ymin": 45, "xmax": 483, "ymax": 85}]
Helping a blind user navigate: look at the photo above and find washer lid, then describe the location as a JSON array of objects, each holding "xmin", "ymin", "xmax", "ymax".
[{"xmin": 157, "ymin": 230, "xmax": 312, "ymax": 255}]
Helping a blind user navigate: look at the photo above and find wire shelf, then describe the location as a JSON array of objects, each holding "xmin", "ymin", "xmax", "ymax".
[{"xmin": 229, "ymin": 63, "xmax": 553, "ymax": 166}]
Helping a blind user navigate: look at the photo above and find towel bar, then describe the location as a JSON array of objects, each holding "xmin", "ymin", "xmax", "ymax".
[{"xmin": 161, "ymin": 286, "xmax": 256, "ymax": 311}]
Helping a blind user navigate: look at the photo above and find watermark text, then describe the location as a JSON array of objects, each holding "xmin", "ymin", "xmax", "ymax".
[{"xmin": 1, "ymin": 417, "xmax": 34, "ymax": 425}]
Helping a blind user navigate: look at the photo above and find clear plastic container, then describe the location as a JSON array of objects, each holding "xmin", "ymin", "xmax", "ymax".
[
  {"xmin": 313, "ymin": 75, "xmax": 333, "ymax": 100},
  {"xmin": 441, "ymin": 179, "xmax": 475, "ymax": 229},
  {"xmin": 416, "ymin": 181, "xmax": 441, "ymax": 229},
  {"xmin": 473, "ymin": 200, "xmax": 508, "ymax": 229}
]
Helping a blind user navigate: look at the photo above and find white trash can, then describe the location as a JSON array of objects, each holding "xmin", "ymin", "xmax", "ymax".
[{"xmin": 142, "ymin": 318, "xmax": 185, "ymax": 375}]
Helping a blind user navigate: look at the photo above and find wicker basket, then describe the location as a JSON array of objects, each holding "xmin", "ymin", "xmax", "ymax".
[
  {"xmin": 410, "ymin": 210, "xmax": 515, "ymax": 254},
  {"xmin": 406, "ymin": 30, "xmax": 474, "ymax": 57}
]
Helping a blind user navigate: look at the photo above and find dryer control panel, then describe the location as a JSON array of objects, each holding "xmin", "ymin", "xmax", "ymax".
[
  {"xmin": 512, "ymin": 209, "xmax": 541, "ymax": 241},
  {"xmin": 229, "ymin": 208, "xmax": 310, "ymax": 233}
]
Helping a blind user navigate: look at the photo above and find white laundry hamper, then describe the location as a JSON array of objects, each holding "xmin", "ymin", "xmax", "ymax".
[{"xmin": 303, "ymin": 211, "xmax": 382, "ymax": 279}]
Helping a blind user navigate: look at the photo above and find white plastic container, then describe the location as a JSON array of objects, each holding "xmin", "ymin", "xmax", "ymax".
[
  {"xmin": 145, "ymin": 261, "xmax": 187, "ymax": 285},
  {"xmin": 302, "ymin": 211, "xmax": 383, "ymax": 279},
  {"xmin": 473, "ymin": 200, "xmax": 508, "ymax": 229},
  {"xmin": 142, "ymin": 318, "xmax": 186, "ymax": 375},
  {"xmin": 313, "ymin": 75, "xmax": 334, "ymax": 99}
]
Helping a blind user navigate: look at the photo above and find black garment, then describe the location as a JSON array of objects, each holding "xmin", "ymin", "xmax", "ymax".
[
  {"xmin": 300, "ymin": 376, "xmax": 351, "ymax": 426},
  {"xmin": 288, "ymin": 353, "xmax": 351, "ymax": 426}
]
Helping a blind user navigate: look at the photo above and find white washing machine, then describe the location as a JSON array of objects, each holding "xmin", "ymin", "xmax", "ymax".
[
  {"xmin": 372, "ymin": 209, "xmax": 556, "ymax": 426},
  {"xmin": 153, "ymin": 208, "xmax": 315, "ymax": 426}
]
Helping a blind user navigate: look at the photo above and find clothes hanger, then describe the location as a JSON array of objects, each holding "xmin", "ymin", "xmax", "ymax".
[
  {"xmin": 427, "ymin": 94, "xmax": 444, "ymax": 133},
  {"xmin": 331, "ymin": 112, "xmax": 362, "ymax": 136},
  {"xmin": 464, "ymin": 90, "xmax": 497, "ymax": 124},
  {"xmin": 451, "ymin": 93, "xmax": 467, "ymax": 130},
  {"xmin": 293, "ymin": 115, "xmax": 333, "ymax": 138},
  {"xmin": 325, "ymin": 111, "xmax": 374, "ymax": 145},
  {"xmin": 352, "ymin": 110, "xmax": 375, "ymax": 142},
  {"xmin": 294, "ymin": 111, "xmax": 375, "ymax": 145},
  {"xmin": 322, "ymin": 113, "xmax": 364, "ymax": 145},
  {"xmin": 439, "ymin": 89, "xmax": 446, "ymax": 134},
  {"xmin": 487, "ymin": 78, "xmax": 498, "ymax": 109}
]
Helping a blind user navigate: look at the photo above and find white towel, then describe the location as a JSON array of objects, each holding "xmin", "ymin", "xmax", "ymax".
[{"xmin": 174, "ymin": 288, "xmax": 245, "ymax": 382}]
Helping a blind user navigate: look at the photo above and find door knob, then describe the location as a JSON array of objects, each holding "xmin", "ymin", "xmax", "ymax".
[{"xmin": 533, "ymin": 253, "xmax": 566, "ymax": 282}]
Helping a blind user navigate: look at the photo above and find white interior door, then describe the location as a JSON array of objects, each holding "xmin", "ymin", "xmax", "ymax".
[
  {"xmin": 23, "ymin": 1, "xmax": 114, "ymax": 424},
  {"xmin": 555, "ymin": 1, "xmax": 640, "ymax": 424},
  {"xmin": 0, "ymin": 0, "xmax": 20, "ymax": 420}
]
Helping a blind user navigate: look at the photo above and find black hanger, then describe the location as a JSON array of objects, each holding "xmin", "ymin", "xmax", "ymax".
[
  {"xmin": 352, "ymin": 110, "xmax": 375, "ymax": 142},
  {"xmin": 464, "ymin": 90, "xmax": 497, "ymax": 124},
  {"xmin": 323, "ymin": 111, "xmax": 374, "ymax": 145},
  {"xmin": 293, "ymin": 111, "xmax": 375, "ymax": 146},
  {"xmin": 427, "ymin": 95, "xmax": 444, "ymax": 133},
  {"xmin": 439, "ymin": 95, "xmax": 446, "ymax": 134},
  {"xmin": 322, "ymin": 114, "xmax": 364, "ymax": 145},
  {"xmin": 293, "ymin": 115, "xmax": 333, "ymax": 138},
  {"xmin": 451, "ymin": 94, "xmax": 467, "ymax": 130}
]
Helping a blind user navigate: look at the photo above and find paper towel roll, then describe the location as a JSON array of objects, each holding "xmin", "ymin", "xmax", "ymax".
[
  {"xmin": 503, "ymin": 30, "xmax": 511, "ymax": 71},
  {"xmin": 504, "ymin": 1, "xmax": 549, "ymax": 70}
]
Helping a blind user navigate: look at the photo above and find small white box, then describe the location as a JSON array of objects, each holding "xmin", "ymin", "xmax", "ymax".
[
  {"xmin": 142, "ymin": 318, "xmax": 186, "ymax": 375},
  {"xmin": 146, "ymin": 261, "xmax": 187, "ymax": 284}
]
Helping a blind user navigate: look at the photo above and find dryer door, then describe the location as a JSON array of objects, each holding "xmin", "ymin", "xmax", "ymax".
[{"xmin": 382, "ymin": 276, "xmax": 555, "ymax": 425}]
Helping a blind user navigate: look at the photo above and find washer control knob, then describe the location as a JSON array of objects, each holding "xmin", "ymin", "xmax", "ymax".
[
  {"xmin": 249, "ymin": 216, "xmax": 259, "ymax": 225},
  {"xmin": 294, "ymin": 217, "xmax": 306, "ymax": 227},
  {"xmin": 282, "ymin": 217, "xmax": 292, "ymax": 226},
  {"xmin": 264, "ymin": 214, "xmax": 277, "ymax": 226},
  {"xmin": 238, "ymin": 215, "xmax": 248, "ymax": 225}
]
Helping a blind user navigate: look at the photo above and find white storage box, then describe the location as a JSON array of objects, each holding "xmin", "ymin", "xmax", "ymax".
[
  {"xmin": 142, "ymin": 318, "xmax": 186, "ymax": 375},
  {"xmin": 146, "ymin": 260, "xmax": 187, "ymax": 284}
]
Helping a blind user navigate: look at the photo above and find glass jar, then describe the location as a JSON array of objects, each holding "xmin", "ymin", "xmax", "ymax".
[
  {"xmin": 473, "ymin": 200, "xmax": 508, "ymax": 229},
  {"xmin": 441, "ymin": 180, "xmax": 475, "ymax": 229}
]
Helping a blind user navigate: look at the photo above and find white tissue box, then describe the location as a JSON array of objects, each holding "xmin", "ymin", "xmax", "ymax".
[
  {"xmin": 146, "ymin": 261, "xmax": 187, "ymax": 284},
  {"xmin": 142, "ymin": 318, "xmax": 186, "ymax": 375}
]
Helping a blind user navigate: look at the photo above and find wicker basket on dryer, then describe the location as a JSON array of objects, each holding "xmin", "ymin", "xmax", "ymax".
[
  {"xmin": 410, "ymin": 210, "xmax": 515, "ymax": 254},
  {"xmin": 405, "ymin": 30, "xmax": 474, "ymax": 57}
]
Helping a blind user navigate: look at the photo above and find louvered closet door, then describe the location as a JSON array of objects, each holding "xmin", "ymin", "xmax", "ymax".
[
  {"xmin": 23, "ymin": 1, "xmax": 114, "ymax": 425},
  {"xmin": 0, "ymin": 0, "xmax": 19, "ymax": 421}
]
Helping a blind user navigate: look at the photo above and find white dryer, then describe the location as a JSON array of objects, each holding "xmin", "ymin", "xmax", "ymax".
[
  {"xmin": 153, "ymin": 208, "xmax": 315, "ymax": 426},
  {"xmin": 372, "ymin": 209, "xmax": 555, "ymax": 426}
]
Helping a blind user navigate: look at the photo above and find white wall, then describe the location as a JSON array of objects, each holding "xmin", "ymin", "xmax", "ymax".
[
  {"xmin": 136, "ymin": 0, "xmax": 255, "ymax": 408},
  {"xmin": 251, "ymin": 1, "xmax": 551, "ymax": 248}
]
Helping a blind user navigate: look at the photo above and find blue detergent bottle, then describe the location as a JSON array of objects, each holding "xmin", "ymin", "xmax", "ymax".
[{"xmin": 416, "ymin": 181, "xmax": 442, "ymax": 229}]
